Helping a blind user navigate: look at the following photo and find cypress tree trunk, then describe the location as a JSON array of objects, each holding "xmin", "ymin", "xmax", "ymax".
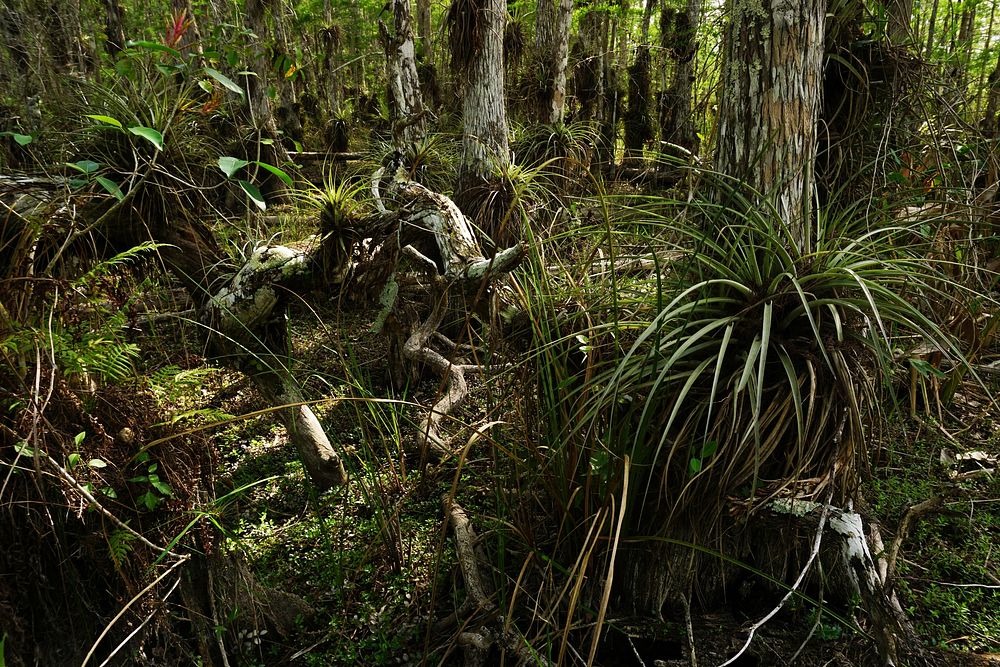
[
  {"xmin": 659, "ymin": 0, "xmax": 701, "ymax": 158},
  {"xmin": 102, "ymin": 0, "xmax": 126, "ymax": 60},
  {"xmin": 417, "ymin": 0, "xmax": 433, "ymax": 65},
  {"xmin": 576, "ymin": 6, "xmax": 615, "ymax": 173},
  {"xmin": 453, "ymin": 0, "xmax": 510, "ymax": 197},
  {"xmin": 244, "ymin": 0, "xmax": 290, "ymax": 192},
  {"xmin": 379, "ymin": 0, "xmax": 426, "ymax": 153},
  {"xmin": 535, "ymin": 0, "xmax": 573, "ymax": 124},
  {"xmin": 715, "ymin": 0, "xmax": 826, "ymax": 250}
]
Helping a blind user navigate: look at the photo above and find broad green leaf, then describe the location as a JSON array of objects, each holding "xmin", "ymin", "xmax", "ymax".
[
  {"xmin": 88, "ymin": 458, "xmax": 108, "ymax": 468},
  {"xmin": 689, "ymin": 458, "xmax": 702, "ymax": 475},
  {"xmin": 151, "ymin": 479, "xmax": 173, "ymax": 496},
  {"xmin": 217, "ymin": 156, "xmax": 249, "ymax": 177},
  {"xmin": 198, "ymin": 79, "xmax": 213, "ymax": 94},
  {"xmin": 74, "ymin": 432, "xmax": 86, "ymax": 446},
  {"xmin": 95, "ymin": 176, "xmax": 125, "ymax": 201},
  {"xmin": 238, "ymin": 179, "xmax": 266, "ymax": 210},
  {"xmin": 128, "ymin": 126, "xmax": 163, "ymax": 151},
  {"xmin": 68, "ymin": 453, "xmax": 81, "ymax": 468},
  {"xmin": 254, "ymin": 160, "xmax": 292, "ymax": 186},
  {"xmin": 127, "ymin": 40, "xmax": 183, "ymax": 59},
  {"xmin": 155, "ymin": 63, "xmax": 182, "ymax": 76},
  {"xmin": 701, "ymin": 440, "xmax": 718, "ymax": 459},
  {"xmin": 14, "ymin": 441, "xmax": 35, "ymax": 457},
  {"xmin": 66, "ymin": 160, "xmax": 100, "ymax": 174},
  {"xmin": 259, "ymin": 138, "xmax": 274, "ymax": 145},
  {"xmin": 204, "ymin": 67, "xmax": 245, "ymax": 97},
  {"xmin": 101, "ymin": 487, "xmax": 118, "ymax": 499},
  {"xmin": 84, "ymin": 114, "xmax": 123, "ymax": 128},
  {"xmin": 10, "ymin": 132, "xmax": 32, "ymax": 146}
]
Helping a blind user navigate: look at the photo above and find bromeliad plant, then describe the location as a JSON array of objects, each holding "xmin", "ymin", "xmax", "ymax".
[
  {"xmin": 584, "ymin": 184, "xmax": 959, "ymax": 535},
  {"xmin": 511, "ymin": 175, "xmax": 973, "ymax": 624}
]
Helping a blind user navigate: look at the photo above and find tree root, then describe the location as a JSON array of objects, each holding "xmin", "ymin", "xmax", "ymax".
[
  {"xmin": 441, "ymin": 495, "xmax": 552, "ymax": 667},
  {"xmin": 369, "ymin": 167, "xmax": 525, "ymax": 458},
  {"xmin": 200, "ymin": 243, "xmax": 347, "ymax": 491}
]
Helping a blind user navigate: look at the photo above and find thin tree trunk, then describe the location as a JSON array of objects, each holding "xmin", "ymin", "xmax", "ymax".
[
  {"xmin": 321, "ymin": 0, "xmax": 342, "ymax": 116},
  {"xmin": 380, "ymin": 0, "xmax": 426, "ymax": 153},
  {"xmin": 975, "ymin": 1, "xmax": 997, "ymax": 115},
  {"xmin": 955, "ymin": 6, "xmax": 976, "ymax": 89},
  {"xmin": 102, "ymin": 0, "xmax": 126, "ymax": 60},
  {"xmin": 244, "ymin": 0, "xmax": 290, "ymax": 188},
  {"xmin": 924, "ymin": 0, "xmax": 939, "ymax": 60},
  {"xmin": 535, "ymin": 0, "xmax": 573, "ymax": 124},
  {"xmin": 660, "ymin": 0, "xmax": 701, "ymax": 157},
  {"xmin": 715, "ymin": 0, "xmax": 826, "ymax": 250},
  {"xmin": 416, "ymin": 0, "xmax": 433, "ymax": 65},
  {"xmin": 888, "ymin": 0, "xmax": 913, "ymax": 44},
  {"xmin": 982, "ymin": 53, "xmax": 1000, "ymax": 138},
  {"xmin": 640, "ymin": 0, "xmax": 657, "ymax": 44},
  {"xmin": 576, "ymin": 6, "xmax": 615, "ymax": 172}
]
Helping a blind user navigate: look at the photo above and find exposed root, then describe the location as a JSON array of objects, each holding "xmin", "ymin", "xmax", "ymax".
[
  {"xmin": 370, "ymin": 164, "xmax": 525, "ymax": 457},
  {"xmin": 441, "ymin": 496, "xmax": 552, "ymax": 667}
]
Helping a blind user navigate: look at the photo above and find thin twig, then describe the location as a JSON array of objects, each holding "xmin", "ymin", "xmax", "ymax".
[
  {"xmin": 97, "ymin": 574, "xmax": 182, "ymax": 667},
  {"xmin": 81, "ymin": 554, "xmax": 190, "ymax": 667},
  {"xmin": 45, "ymin": 454, "xmax": 176, "ymax": 556},
  {"xmin": 886, "ymin": 496, "xmax": 944, "ymax": 588},
  {"xmin": 720, "ymin": 487, "xmax": 835, "ymax": 667}
]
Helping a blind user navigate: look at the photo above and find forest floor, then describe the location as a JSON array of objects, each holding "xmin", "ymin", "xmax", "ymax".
[{"xmin": 157, "ymin": 277, "xmax": 1000, "ymax": 666}]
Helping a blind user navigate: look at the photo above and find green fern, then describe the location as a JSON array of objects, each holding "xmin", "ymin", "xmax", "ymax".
[
  {"xmin": 107, "ymin": 528, "xmax": 136, "ymax": 570},
  {"xmin": 74, "ymin": 241, "xmax": 165, "ymax": 284}
]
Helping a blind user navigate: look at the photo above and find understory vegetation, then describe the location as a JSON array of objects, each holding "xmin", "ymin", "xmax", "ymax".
[{"xmin": 2, "ymin": 0, "xmax": 1000, "ymax": 665}]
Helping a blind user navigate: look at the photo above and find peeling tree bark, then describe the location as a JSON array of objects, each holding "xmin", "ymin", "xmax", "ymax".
[
  {"xmin": 378, "ymin": 0, "xmax": 426, "ymax": 154},
  {"xmin": 455, "ymin": 0, "xmax": 510, "ymax": 198},
  {"xmin": 715, "ymin": 0, "xmax": 825, "ymax": 251}
]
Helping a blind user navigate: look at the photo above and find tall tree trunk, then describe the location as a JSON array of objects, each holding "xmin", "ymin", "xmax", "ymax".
[
  {"xmin": 416, "ymin": 0, "xmax": 433, "ymax": 65},
  {"xmin": 535, "ymin": 0, "xmax": 573, "ymax": 124},
  {"xmin": 923, "ymin": 0, "xmax": 939, "ymax": 60},
  {"xmin": 975, "ymin": 0, "xmax": 997, "ymax": 115},
  {"xmin": 453, "ymin": 0, "xmax": 510, "ymax": 197},
  {"xmin": 982, "ymin": 53, "xmax": 1000, "ymax": 138},
  {"xmin": 244, "ymin": 0, "xmax": 290, "ymax": 191},
  {"xmin": 659, "ymin": 0, "xmax": 701, "ymax": 158},
  {"xmin": 380, "ymin": 0, "xmax": 426, "ymax": 154},
  {"xmin": 321, "ymin": 0, "xmax": 342, "ymax": 116},
  {"xmin": 623, "ymin": 45, "xmax": 652, "ymax": 162},
  {"xmin": 955, "ymin": 5, "xmax": 976, "ymax": 89},
  {"xmin": 640, "ymin": 0, "xmax": 657, "ymax": 43},
  {"xmin": 715, "ymin": 0, "xmax": 826, "ymax": 250},
  {"xmin": 888, "ymin": 0, "xmax": 912, "ymax": 44},
  {"xmin": 102, "ymin": 0, "xmax": 126, "ymax": 60},
  {"xmin": 576, "ymin": 6, "xmax": 615, "ymax": 172}
]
